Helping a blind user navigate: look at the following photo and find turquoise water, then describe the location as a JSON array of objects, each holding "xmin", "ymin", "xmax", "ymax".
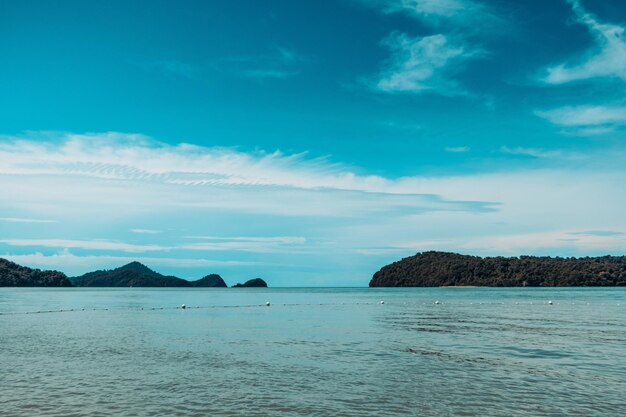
[{"xmin": 1, "ymin": 288, "xmax": 625, "ymax": 416}]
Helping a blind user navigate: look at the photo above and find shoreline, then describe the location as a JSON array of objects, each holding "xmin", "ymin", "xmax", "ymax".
[{"xmin": 440, "ymin": 285, "xmax": 483, "ymax": 288}]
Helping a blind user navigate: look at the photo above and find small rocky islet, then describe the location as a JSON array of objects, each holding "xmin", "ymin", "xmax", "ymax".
[
  {"xmin": 0, "ymin": 258, "xmax": 266, "ymax": 288},
  {"xmin": 231, "ymin": 278, "xmax": 268, "ymax": 288}
]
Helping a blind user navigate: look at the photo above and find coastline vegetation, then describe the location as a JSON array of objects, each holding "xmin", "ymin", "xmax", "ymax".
[
  {"xmin": 0, "ymin": 259, "xmax": 266, "ymax": 287},
  {"xmin": 370, "ymin": 251, "xmax": 626, "ymax": 287}
]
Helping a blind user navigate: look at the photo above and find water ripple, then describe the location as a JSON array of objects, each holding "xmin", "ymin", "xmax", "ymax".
[{"xmin": 1, "ymin": 287, "xmax": 625, "ymax": 416}]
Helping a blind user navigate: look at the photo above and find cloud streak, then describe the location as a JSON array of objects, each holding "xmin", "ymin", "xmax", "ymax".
[
  {"xmin": 220, "ymin": 46, "xmax": 306, "ymax": 80},
  {"xmin": 0, "ymin": 239, "xmax": 168, "ymax": 253},
  {"xmin": 388, "ymin": 229, "xmax": 626, "ymax": 255},
  {"xmin": 0, "ymin": 132, "xmax": 494, "ymax": 218},
  {"xmin": 374, "ymin": 33, "xmax": 481, "ymax": 94},
  {"xmin": 543, "ymin": 0, "xmax": 626, "ymax": 84},
  {"xmin": 358, "ymin": 0, "xmax": 500, "ymax": 28},
  {"xmin": 0, "ymin": 235, "xmax": 312, "ymax": 255},
  {"xmin": 0, "ymin": 217, "xmax": 58, "ymax": 224},
  {"xmin": 362, "ymin": 0, "xmax": 497, "ymax": 95},
  {"xmin": 500, "ymin": 146, "xmax": 565, "ymax": 159},
  {"xmin": 536, "ymin": 105, "xmax": 626, "ymax": 127},
  {"xmin": 2, "ymin": 131, "xmax": 626, "ymax": 282},
  {"xmin": 444, "ymin": 146, "xmax": 470, "ymax": 153},
  {"xmin": 180, "ymin": 235, "xmax": 310, "ymax": 254},
  {"xmin": 130, "ymin": 229, "xmax": 162, "ymax": 235}
]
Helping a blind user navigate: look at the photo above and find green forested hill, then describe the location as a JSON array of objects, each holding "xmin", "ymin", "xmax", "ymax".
[
  {"xmin": 0, "ymin": 258, "xmax": 72, "ymax": 287},
  {"xmin": 370, "ymin": 251, "xmax": 626, "ymax": 287}
]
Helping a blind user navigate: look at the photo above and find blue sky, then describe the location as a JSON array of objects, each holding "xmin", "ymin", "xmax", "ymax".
[{"xmin": 1, "ymin": 0, "xmax": 626, "ymax": 286}]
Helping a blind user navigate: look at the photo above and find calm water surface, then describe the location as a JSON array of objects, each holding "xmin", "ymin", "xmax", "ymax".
[{"xmin": 1, "ymin": 287, "xmax": 625, "ymax": 416}]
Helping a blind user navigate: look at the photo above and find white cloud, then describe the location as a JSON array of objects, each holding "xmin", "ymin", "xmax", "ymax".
[
  {"xmin": 185, "ymin": 236, "xmax": 306, "ymax": 244},
  {"xmin": 2, "ymin": 131, "xmax": 626, "ymax": 281},
  {"xmin": 535, "ymin": 105, "xmax": 626, "ymax": 127},
  {"xmin": 401, "ymin": 0, "xmax": 467, "ymax": 17},
  {"xmin": 444, "ymin": 146, "xmax": 470, "ymax": 153},
  {"xmin": 457, "ymin": 229, "xmax": 626, "ymax": 254},
  {"xmin": 0, "ymin": 239, "xmax": 168, "ymax": 253},
  {"xmin": 0, "ymin": 235, "xmax": 311, "ymax": 255},
  {"xmin": 0, "ymin": 132, "xmax": 363, "ymax": 190},
  {"xmin": 130, "ymin": 229, "xmax": 162, "ymax": 234},
  {"xmin": 379, "ymin": 229, "xmax": 626, "ymax": 255},
  {"xmin": 0, "ymin": 132, "xmax": 492, "ymax": 218},
  {"xmin": 339, "ymin": 168, "xmax": 626, "ymax": 260},
  {"xmin": 375, "ymin": 33, "xmax": 481, "ymax": 94},
  {"xmin": 360, "ymin": 0, "xmax": 498, "ymax": 95},
  {"xmin": 358, "ymin": 0, "xmax": 497, "ymax": 27},
  {"xmin": 0, "ymin": 217, "xmax": 58, "ymax": 223},
  {"xmin": 500, "ymin": 146, "xmax": 564, "ymax": 159},
  {"xmin": 569, "ymin": 230, "xmax": 625, "ymax": 237},
  {"xmin": 561, "ymin": 126, "xmax": 616, "ymax": 136},
  {"xmin": 180, "ymin": 242, "xmax": 304, "ymax": 254},
  {"xmin": 543, "ymin": 0, "xmax": 626, "ymax": 84},
  {"xmin": 179, "ymin": 236, "xmax": 308, "ymax": 254}
]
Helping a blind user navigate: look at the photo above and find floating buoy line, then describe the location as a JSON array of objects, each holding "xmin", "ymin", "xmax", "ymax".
[
  {"xmin": 0, "ymin": 301, "xmax": 377, "ymax": 316},
  {"xmin": 0, "ymin": 300, "xmax": 620, "ymax": 316}
]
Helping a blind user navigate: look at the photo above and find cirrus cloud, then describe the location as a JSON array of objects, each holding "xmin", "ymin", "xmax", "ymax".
[
  {"xmin": 535, "ymin": 105, "xmax": 626, "ymax": 127},
  {"xmin": 542, "ymin": 0, "xmax": 626, "ymax": 84},
  {"xmin": 2, "ymin": 131, "xmax": 626, "ymax": 284},
  {"xmin": 374, "ymin": 33, "xmax": 482, "ymax": 95}
]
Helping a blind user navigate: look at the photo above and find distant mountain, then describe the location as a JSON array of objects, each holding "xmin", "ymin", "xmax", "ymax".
[
  {"xmin": 0, "ymin": 258, "xmax": 72, "ymax": 287},
  {"xmin": 191, "ymin": 274, "xmax": 227, "ymax": 287},
  {"xmin": 1, "ymin": 258, "xmax": 265, "ymax": 288},
  {"xmin": 71, "ymin": 261, "xmax": 191, "ymax": 287},
  {"xmin": 232, "ymin": 278, "xmax": 268, "ymax": 288},
  {"xmin": 370, "ymin": 251, "xmax": 626, "ymax": 287}
]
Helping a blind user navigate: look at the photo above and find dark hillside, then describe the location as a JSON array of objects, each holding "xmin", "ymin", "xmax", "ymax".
[
  {"xmin": 232, "ymin": 278, "xmax": 268, "ymax": 288},
  {"xmin": 0, "ymin": 258, "xmax": 72, "ymax": 287},
  {"xmin": 71, "ymin": 262, "xmax": 191, "ymax": 287},
  {"xmin": 370, "ymin": 251, "xmax": 626, "ymax": 287},
  {"xmin": 191, "ymin": 274, "xmax": 227, "ymax": 287}
]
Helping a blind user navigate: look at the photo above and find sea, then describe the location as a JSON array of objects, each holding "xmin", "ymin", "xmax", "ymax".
[{"xmin": 1, "ymin": 287, "xmax": 625, "ymax": 417}]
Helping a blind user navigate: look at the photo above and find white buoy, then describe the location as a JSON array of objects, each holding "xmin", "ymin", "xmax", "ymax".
[
  {"xmin": 181, "ymin": 304, "xmax": 186, "ymax": 309},
  {"xmin": 548, "ymin": 300, "xmax": 553, "ymax": 305},
  {"xmin": 380, "ymin": 300, "xmax": 385, "ymax": 304},
  {"xmin": 434, "ymin": 300, "xmax": 440, "ymax": 305},
  {"xmin": 266, "ymin": 301, "xmax": 271, "ymax": 307}
]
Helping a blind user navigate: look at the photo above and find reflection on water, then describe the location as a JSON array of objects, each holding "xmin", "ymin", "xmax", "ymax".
[{"xmin": 1, "ymin": 287, "xmax": 625, "ymax": 416}]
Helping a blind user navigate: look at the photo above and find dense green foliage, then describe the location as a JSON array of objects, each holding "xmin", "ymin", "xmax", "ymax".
[
  {"xmin": 232, "ymin": 278, "xmax": 268, "ymax": 288},
  {"xmin": 370, "ymin": 251, "xmax": 626, "ymax": 287},
  {"xmin": 71, "ymin": 261, "xmax": 192, "ymax": 287},
  {"xmin": 72, "ymin": 262, "xmax": 232, "ymax": 287},
  {"xmin": 0, "ymin": 258, "xmax": 72, "ymax": 287},
  {"xmin": 0, "ymin": 259, "xmax": 261, "ymax": 287}
]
